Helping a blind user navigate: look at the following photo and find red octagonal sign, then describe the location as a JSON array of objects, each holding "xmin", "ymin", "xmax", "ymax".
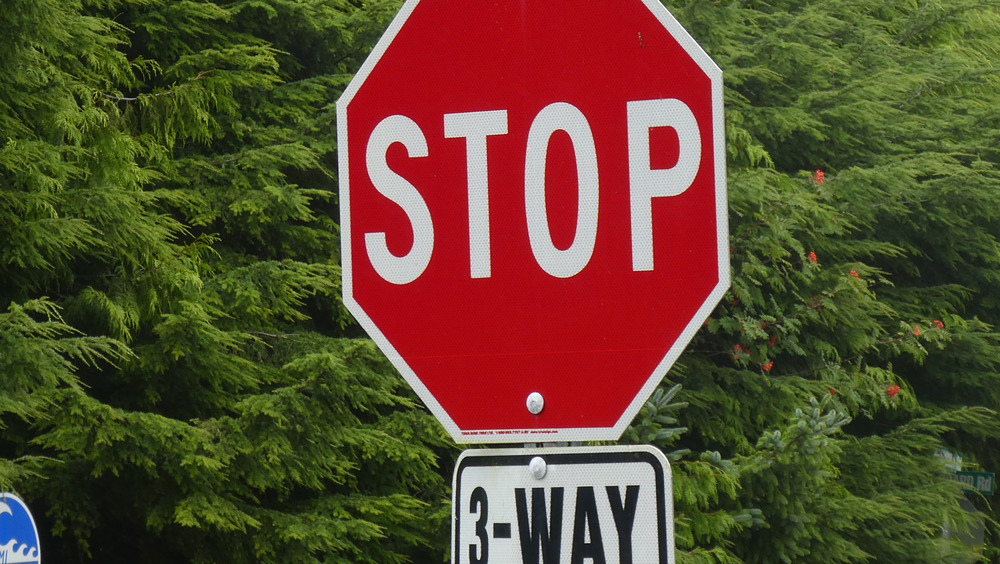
[{"xmin": 338, "ymin": 0, "xmax": 728, "ymax": 443}]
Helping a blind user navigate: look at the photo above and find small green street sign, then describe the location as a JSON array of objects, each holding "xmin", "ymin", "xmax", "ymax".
[{"xmin": 949, "ymin": 471, "xmax": 995, "ymax": 495}]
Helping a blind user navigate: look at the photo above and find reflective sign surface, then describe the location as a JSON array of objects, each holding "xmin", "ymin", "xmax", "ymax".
[
  {"xmin": 339, "ymin": 0, "xmax": 728, "ymax": 443},
  {"xmin": 452, "ymin": 446, "xmax": 674, "ymax": 564}
]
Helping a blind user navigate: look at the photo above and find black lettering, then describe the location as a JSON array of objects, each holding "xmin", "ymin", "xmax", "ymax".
[
  {"xmin": 571, "ymin": 486, "xmax": 606, "ymax": 564},
  {"xmin": 470, "ymin": 486, "xmax": 489, "ymax": 564},
  {"xmin": 493, "ymin": 522, "xmax": 512, "ymax": 538},
  {"xmin": 606, "ymin": 485, "xmax": 640, "ymax": 564},
  {"xmin": 515, "ymin": 487, "xmax": 564, "ymax": 564}
]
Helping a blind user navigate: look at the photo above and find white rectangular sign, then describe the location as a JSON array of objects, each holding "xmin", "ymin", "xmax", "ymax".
[{"xmin": 452, "ymin": 445, "xmax": 674, "ymax": 564}]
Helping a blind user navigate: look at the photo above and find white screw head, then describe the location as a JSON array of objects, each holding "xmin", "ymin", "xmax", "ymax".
[
  {"xmin": 529, "ymin": 456, "xmax": 547, "ymax": 479},
  {"xmin": 526, "ymin": 392, "xmax": 544, "ymax": 415}
]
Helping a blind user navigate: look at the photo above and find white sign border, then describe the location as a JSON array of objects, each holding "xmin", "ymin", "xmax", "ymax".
[{"xmin": 451, "ymin": 445, "xmax": 675, "ymax": 564}]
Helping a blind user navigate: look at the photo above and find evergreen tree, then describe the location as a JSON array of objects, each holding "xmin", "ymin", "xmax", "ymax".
[
  {"xmin": 4, "ymin": 0, "xmax": 1000, "ymax": 563},
  {"xmin": 1, "ymin": 0, "xmax": 450, "ymax": 562},
  {"xmin": 648, "ymin": 0, "xmax": 1000, "ymax": 561}
]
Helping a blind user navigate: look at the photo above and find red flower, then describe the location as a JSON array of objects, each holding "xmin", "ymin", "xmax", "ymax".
[
  {"xmin": 886, "ymin": 385, "xmax": 901, "ymax": 398},
  {"xmin": 762, "ymin": 361, "xmax": 774, "ymax": 372},
  {"xmin": 815, "ymin": 170, "xmax": 825, "ymax": 184},
  {"xmin": 809, "ymin": 251, "xmax": 818, "ymax": 264},
  {"xmin": 768, "ymin": 335, "xmax": 777, "ymax": 347},
  {"xmin": 934, "ymin": 320, "xmax": 944, "ymax": 330},
  {"xmin": 829, "ymin": 389, "xmax": 837, "ymax": 395},
  {"xmin": 913, "ymin": 325, "xmax": 921, "ymax": 337},
  {"xmin": 850, "ymin": 270, "xmax": 859, "ymax": 279}
]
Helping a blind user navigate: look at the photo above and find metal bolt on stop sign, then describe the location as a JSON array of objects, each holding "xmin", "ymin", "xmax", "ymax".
[{"xmin": 525, "ymin": 392, "xmax": 544, "ymax": 415}]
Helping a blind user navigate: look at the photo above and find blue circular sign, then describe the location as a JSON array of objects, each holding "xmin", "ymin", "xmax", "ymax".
[{"xmin": 0, "ymin": 493, "xmax": 41, "ymax": 563}]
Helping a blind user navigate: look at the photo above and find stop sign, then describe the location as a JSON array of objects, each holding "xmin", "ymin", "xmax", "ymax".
[{"xmin": 338, "ymin": 0, "xmax": 728, "ymax": 443}]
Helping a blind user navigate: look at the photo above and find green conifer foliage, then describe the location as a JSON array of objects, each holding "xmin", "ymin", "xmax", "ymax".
[
  {"xmin": 2, "ymin": 0, "xmax": 450, "ymax": 562},
  {"xmin": 663, "ymin": 0, "xmax": 1000, "ymax": 561},
  {"xmin": 5, "ymin": 0, "xmax": 1000, "ymax": 562}
]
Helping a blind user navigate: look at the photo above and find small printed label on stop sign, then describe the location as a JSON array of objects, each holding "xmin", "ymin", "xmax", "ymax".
[
  {"xmin": 452, "ymin": 446, "xmax": 674, "ymax": 564},
  {"xmin": 338, "ymin": 0, "xmax": 728, "ymax": 443}
]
